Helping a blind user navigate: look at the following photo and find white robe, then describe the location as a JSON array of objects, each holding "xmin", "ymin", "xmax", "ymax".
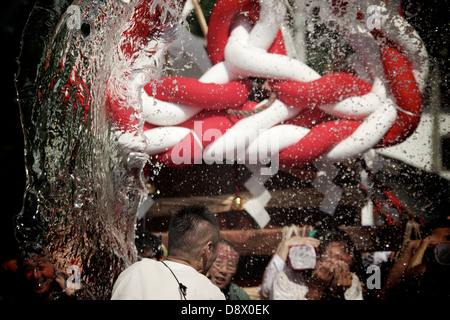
[{"xmin": 111, "ymin": 259, "xmax": 225, "ymax": 300}]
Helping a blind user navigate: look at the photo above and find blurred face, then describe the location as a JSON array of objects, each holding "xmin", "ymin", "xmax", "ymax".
[
  {"xmin": 207, "ymin": 243, "xmax": 239, "ymax": 289},
  {"xmin": 321, "ymin": 242, "xmax": 354, "ymax": 265},
  {"xmin": 316, "ymin": 241, "xmax": 354, "ymax": 287},
  {"xmin": 22, "ymin": 255, "xmax": 56, "ymax": 295}
]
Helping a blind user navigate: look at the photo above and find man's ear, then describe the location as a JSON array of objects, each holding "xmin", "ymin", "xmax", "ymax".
[
  {"xmin": 199, "ymin": 241, "xmax": 214, "ymax": 274},
  {"xmin": 203, "ymin": 241, "xmax": 213, "ymax": 257}
]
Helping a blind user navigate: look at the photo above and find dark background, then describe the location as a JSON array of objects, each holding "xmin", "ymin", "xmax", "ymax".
[
  {"xmin": 1, "ymin": 0, "xmax": 449, "ymax": 262},
  {"xmin": 1, "ymin": 0, "xmax": 34, "ymax": 261}
]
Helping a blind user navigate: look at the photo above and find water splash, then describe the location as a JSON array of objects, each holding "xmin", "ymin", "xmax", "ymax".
[{"xmin": 14, "ymin": 0, "xmax": 180, "ymax": 299}]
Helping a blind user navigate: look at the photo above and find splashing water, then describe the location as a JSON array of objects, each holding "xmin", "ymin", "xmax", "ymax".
[
  {"xmin": 14, "ymin": 0, "xmax": 182, "ymax": 299},
  {"xmin": 12, "ymin": 0, "xmax": 436, "ymax": 299}
]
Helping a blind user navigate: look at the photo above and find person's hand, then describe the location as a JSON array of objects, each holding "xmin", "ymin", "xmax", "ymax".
[
  {"xmin": 330, "ymin": 260, "xmax": 353, "ymax": 288},
  {"xmin": 406, "ymin": 234, "xmax": 443, "ymax": 272},
  {"xmin": 421, "ymin": 234, "xmax": 444, "ymax": 246},
  {"xmin": 285, "ymin": 236, "xmax": 320, "ymax": 248},
  {"xmin": 276, "ymin": 236, "xmax": 320, "ymax": 261},
  {"xmin": 311, "ymin": 259, "xmax": 352, "ymax": 287},
  {"xmin": 405, "ymin": 239, "xmax": 422, "ymax": 252},
  {"xmin": 55, "ymin": 268, "xmax": 79, "ymax": 297},
  {"xmin": 311, "ymin": 258, "xmax": 334, "ymax": 285}
]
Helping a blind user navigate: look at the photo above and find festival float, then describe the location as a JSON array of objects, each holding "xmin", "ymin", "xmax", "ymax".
[{"xmin": 12, "ymin": 0, "xmax": 449, "ymax": 299}]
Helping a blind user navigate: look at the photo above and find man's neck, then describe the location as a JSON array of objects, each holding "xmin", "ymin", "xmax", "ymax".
[{"xmin": 166, "ymin": 256, "xmax": 200, "ymax": 272}]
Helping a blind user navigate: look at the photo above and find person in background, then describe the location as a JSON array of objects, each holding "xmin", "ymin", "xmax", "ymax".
[
  {"xmin": 135, "ymin": 232, "xmax": 166, "ymax": 261},
  {"xmin": 111, "ymin": 205, "xmax": 225, "ymax": 300},
  {"xmin": 376, "ymin": 215, "xmax": 450, "ymax": 300},
  {"xmin": 271, "ymin": 228, "xmax": 363, "ymax": 300},
  {"xmin": 16, "ymin": 242, "xmax": 79, "ymax": 300},
  {"xmin": 259, "ymin": 228, "xmax": 319, "ymax": 299},
  {"xmin": 259, "ymin": 213, "xmax": 339, "ymax": 299},
  {"xmin": 207, "ymin": 239, "xmax": 250, "ymax": 300}
]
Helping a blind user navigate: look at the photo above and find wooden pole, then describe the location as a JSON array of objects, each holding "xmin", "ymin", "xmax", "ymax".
[
  {"xmin": 192, "ymin": 0, "xmax": 208, "ymax": 37},
  {"xmin": 157, "ymin": 226, "xmax": 403, "ymax": 255}
]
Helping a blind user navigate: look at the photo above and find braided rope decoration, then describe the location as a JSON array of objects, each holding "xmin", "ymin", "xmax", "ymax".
[{"xmin": 138, "ymin": 0, "xmax": 428, "ymax": 170}]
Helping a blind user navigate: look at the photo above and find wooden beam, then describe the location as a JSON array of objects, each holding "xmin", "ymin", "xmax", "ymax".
[
  {"xmin": 157, "ymin": 226, "xmax": 403, "ymax": 256},
  {"xmin": 146, "ymin": 186, "xmax": 366, "ymax": 217}
]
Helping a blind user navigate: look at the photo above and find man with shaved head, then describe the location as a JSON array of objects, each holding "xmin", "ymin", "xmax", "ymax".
[{"xmin": 111, "ymin": 205, "xmax": 225, "ymax": 300}]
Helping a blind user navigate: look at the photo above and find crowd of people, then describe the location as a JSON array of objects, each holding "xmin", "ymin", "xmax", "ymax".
[{"xmin": 1, "ymin": 205, "xmax": 449, "ymax": 300}]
